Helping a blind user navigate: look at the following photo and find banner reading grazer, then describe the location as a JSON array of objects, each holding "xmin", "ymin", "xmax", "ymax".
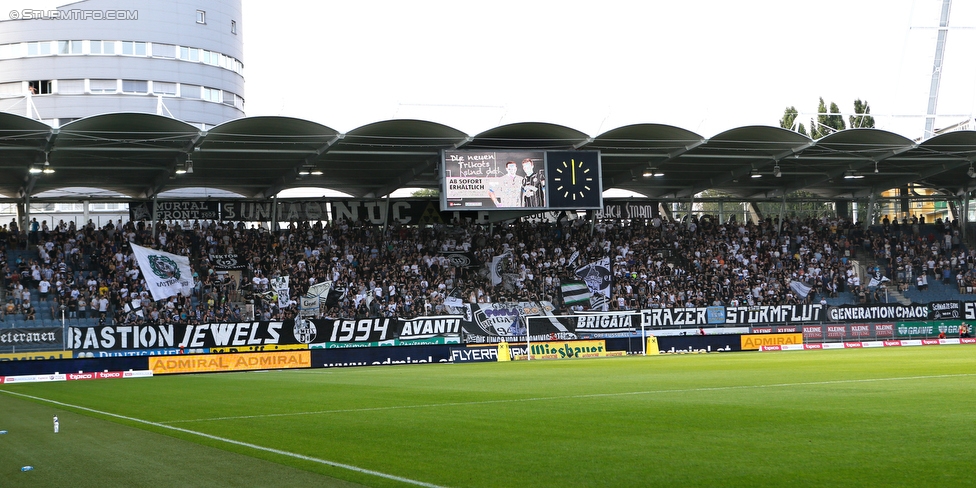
[
  {"xmin": 149, "ymin": 351, "xmax": 310, "ymax": 374},
  {"xmin": 642, "ymin": 304, "xmax": 824, "ymax": 328}
]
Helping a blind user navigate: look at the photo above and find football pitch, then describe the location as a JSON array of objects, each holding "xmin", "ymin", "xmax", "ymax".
[{"xmin": 1, "ymin": 347, "xmax": 975, "ymax": 487}]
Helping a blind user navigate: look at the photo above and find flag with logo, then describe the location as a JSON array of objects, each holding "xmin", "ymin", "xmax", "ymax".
[
  {"xmin": 130, "ymin": 243, "xmax": 195, "ymax": 302},
  {"xmin": 575, "ymin": 257, "xmax": 611, "ymax": 311},
  {"xmin": 490, "ymin": 253, "xmax": 511, "ymax": 287}
]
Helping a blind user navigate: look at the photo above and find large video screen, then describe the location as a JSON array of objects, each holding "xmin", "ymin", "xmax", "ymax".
[{"xmin": 441, "ymin": 150, "xmax": 601, "ymax": 211}]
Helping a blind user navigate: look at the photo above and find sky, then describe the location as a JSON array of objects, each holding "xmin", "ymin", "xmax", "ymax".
[
  {"xmin": 6, "ymin": 0, "xmax": 976, "ymax": 199},
  {"xmin": 238, "ymin": 0, "xmax": 976, "ymax": 140}
]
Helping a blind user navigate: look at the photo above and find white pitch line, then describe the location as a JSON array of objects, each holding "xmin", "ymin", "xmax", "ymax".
[
  {"xmin": 0, "ymin": 389, "xmax": 448, "ymax": 488},
  {"xmin": 160, "ymin": 372, "xmax": 976, "ymax": 425}
]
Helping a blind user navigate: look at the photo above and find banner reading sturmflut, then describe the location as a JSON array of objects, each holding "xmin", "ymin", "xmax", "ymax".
[{"xmin": 130, "ymin": 243, "xmax": 195, "ymax": 302}]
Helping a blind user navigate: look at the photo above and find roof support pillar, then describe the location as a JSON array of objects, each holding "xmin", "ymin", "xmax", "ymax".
[
  {"xmin": 777, "ymin": 194, "xmax": 786, "ymax": 235},
  {"xmin": 270, "ymin": 194, "xmax": 278, "ymax": 232},
  {"xmin": 863, "ymin": 192, "xmax": 877, "ymax": 231},
  {"xmin": 963, "ymin": 191, "xmax": 970, "ymax": 242}
]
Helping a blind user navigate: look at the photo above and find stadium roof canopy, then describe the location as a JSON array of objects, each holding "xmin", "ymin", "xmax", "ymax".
[{"xmin": 3, "ymin": 111, "xmax": 976, "ymax": 202}]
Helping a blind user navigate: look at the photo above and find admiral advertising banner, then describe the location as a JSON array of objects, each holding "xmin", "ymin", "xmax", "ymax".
[
  {"xmin": 150, "ymin": 351, "xmax": 311, "ymax": 375},
  {"xmin": 740, "ymin": 333, "xmax": 803, "ymax": 350},
  {"xmin": 0, "ymin": 327, "xmax": 62, "ymax": 347}
]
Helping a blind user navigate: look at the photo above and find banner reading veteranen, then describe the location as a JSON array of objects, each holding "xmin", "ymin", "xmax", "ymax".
[
  {"xmin": 129, "ymin": 243, "xmax": 195, "ymax": 302},
  {"xmin": 0, "ymin": 327, "xmax": 63, "ymax": 347}
]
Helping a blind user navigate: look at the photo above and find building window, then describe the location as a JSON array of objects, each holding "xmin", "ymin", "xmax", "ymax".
[
  {"xmin": 231, "ymin": 20, "xmax": 237, "ymax": 34},
  {"xmin": 152, "ymin": 43, "xmax": 176, "ymax": 58},
  {"xmin": 181, "ymin": 84, "xmax": 201, "ymax": 99},
  {"xmin": 26, "ymin": 41, "xmax": 53, "ymax": 56},
  {"xmin": 179, "ymin": 46, "xmax": 199, "ymax": 62},
  {"xmin": 89, "ymin": 79, "xmax": 118, "ymax": 94},
  {"xmin": 122, "ymin": 80, "xmax": 148, "ymax": 94},
  {"xmin": 121, "ymin": 41, "xmax": 147, "ymax": 56},
  {"xmin": 90, "ymin": 40, "xmax": 116, "ymax": 55},
  {"xmin": 202, "ymin": 87, "xmax": 221, "ymax": 103},
  {"xmin": 152, "ymin": 81, "xmax": 177, "ymax": 96},
  {"xmin": 196, "ymin": 10, "xmax": 206, "ymax": 24},
  {"xmin": 0, "ymin": 82, "xmax": 22, "ymax": 96},
  {"xmin": 58, "ymin": 40, "xmax": 83, "ymax": 55},
  {"xmin": 57, "ymin": 79, "xmax": 85, "ymax": 94},
  {"xmin": 27, "ymin": 80, "xmax": 52, "ymax": 94}
]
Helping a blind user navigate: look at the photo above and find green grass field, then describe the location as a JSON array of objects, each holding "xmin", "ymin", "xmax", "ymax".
[{"xmin": 2, "ymin": 347, "xmax": 975, "ymax": 487}]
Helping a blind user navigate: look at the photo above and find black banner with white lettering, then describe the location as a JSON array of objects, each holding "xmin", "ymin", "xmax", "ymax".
[
  {"xmin": 129, "ymin": 201, "xmax": 221, "ymax": 221},
  {"xmin": 598, "ymin": 200, "xmax": 660, "ymax": 220},
  {"xmin": 641, "ymin": 304, "xmax": 824, "ymax": 328},
  {"xmin": 0, "ymin": 327, "xmax": 63, "ymax": 347},
  {"xmin": 66, "ymin": 318, "xmax": 466, "ymax": 350},
  {"xmin": 825, "ymin": 304, "xmax": 930, "ymax": 323},
  {"xmin": 928, "ymin": 301, "xmax": 962, "ymax": 320},
  {"xmin": 209, "ymin": 254, "xmax": 246, "ymax": 270},
  {"xmin": 458, "ymin": 301, "xmax": 576, "ymax": 344}
]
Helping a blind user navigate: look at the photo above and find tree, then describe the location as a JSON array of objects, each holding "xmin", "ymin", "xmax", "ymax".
[
  {"xmin": 779, "ymin": 106, "xmax": 808, "ymax": 136},
  {"xmin": 411, "ymin": 188, "xmax": 439, "ymax": 197},
  {"xmin": 810, "ymin": 98, "xmax": 846, "ymax": 139},
  {"xmin": 849, "ymin": 99, "xmax": 875, "ymax": 129}
]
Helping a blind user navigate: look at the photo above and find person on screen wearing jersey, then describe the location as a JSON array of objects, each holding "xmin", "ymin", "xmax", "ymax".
[
  {"xmin": 487, "ymin": 161, "xmax": 524, "ymax": 208},
  {"xmin": 521, "ymin": 158, "xmax": 545, "ymax": 208}
]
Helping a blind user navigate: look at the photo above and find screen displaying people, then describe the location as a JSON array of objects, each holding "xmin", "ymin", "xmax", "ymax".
[
  {"xmin": 487, "ymin": 161, "xmax": 525, "ymax": 207},
  {"xmin": 486, "ymin": 159, "xmax": 547, "ymax": 208},
  {"xmin": 521, "ymin": 158, "xmax": 546, "ymax": 208}
]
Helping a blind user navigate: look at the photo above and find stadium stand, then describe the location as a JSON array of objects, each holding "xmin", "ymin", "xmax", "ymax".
[{"xmin": 1, "ymin": 213, "xmax": 974, "ymax": 328}]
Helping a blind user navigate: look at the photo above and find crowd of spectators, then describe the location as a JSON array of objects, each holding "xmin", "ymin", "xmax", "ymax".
[{"xmin": 0, "ymin": 212, "xmax": 973, "ymax": 326}]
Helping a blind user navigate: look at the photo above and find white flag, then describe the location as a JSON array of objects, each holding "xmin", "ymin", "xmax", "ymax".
[
  {"xmin": 789, "ymin": 280, "xmax": 812, "ymax": 299},
  {"xmin": 130, "ymin": 243, "xmax": 195, "ymax": 302}
]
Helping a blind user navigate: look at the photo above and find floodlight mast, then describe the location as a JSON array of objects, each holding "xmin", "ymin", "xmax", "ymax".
[{"xmin": 922, "ymin": 0, "xmax": 953, "ymax": 140}]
